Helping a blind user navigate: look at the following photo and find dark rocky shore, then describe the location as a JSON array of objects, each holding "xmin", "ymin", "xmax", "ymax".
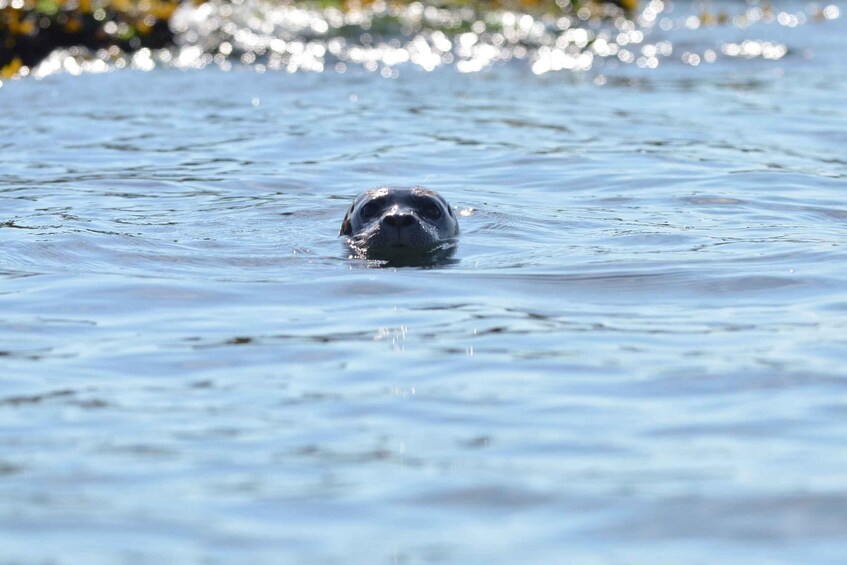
[{"xmin": 1, "ymin": 0, "xmax": 180, "ymax": 76}]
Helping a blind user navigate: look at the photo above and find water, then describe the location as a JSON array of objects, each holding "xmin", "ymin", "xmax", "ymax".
[{"xmin": 2, "ymin": 1, "xmax": 847, "ymax": 562}]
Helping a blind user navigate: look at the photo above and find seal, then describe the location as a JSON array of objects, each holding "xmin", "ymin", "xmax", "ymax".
[{"xmin": 340, "ymin": 187, "xmax": 460, "ymax": 264}]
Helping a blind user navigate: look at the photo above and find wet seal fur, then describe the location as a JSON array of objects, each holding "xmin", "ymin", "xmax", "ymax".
[{"xmin": 340, "ymin": 187, "xmax": 460, "ymax": 265}]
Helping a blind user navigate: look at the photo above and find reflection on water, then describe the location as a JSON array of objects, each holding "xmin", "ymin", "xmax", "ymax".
[
  {"xmin": 2, "ymin": 1, "xmax": 847, "ymax": 563},
  {"xmin": 5, "ymin": 0, "xmax": 839, "ymax": 81}
]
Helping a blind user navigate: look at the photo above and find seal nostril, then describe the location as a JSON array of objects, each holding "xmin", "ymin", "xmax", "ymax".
[{"xmin": 384, "ymin": 214, "xmax": 415, "ymax": 228}]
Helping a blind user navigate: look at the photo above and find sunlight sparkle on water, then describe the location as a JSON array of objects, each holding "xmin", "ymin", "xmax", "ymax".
[{"xmin": 19, "ymin": 0, "xmax": 839, "ymax": 79}]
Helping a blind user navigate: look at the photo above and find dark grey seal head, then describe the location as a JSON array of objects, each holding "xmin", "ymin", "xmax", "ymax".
[{"xmin": 340, "ymin": 187, "xmax": 460, "ymax": 265}]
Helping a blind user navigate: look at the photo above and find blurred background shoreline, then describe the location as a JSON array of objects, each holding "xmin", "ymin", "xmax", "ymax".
[{"xmin": 2, "ymin": 0, "xmax": 643, "ymax": 78}]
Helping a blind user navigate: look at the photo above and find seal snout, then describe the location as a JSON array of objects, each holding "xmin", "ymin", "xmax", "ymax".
[{"xmin": 382, "ymin": 211, "xmax": 417, "ymax": 229}]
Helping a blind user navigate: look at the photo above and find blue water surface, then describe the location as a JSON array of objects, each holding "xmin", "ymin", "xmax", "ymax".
[{"xmin": 1, "ymin": 1, "xmax": 847, "ymax": 563}]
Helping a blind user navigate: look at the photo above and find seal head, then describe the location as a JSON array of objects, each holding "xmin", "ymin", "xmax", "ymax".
[{"xmin": 340, "ymin": 187, "xmax": 460, "ymax": 264}]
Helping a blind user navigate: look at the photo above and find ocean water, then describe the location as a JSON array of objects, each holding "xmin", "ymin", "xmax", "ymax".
[{"xmin": 1, "ymin": 1, "xmax": 847, "ymax": 562}]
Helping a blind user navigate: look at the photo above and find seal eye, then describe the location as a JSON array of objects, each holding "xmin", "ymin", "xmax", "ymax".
[
  {"xmin": 360, "ymin": 199, "xmax": 384, "ymax": 220},
  {"xmin": 420, "ymin": 201, "xmax": 442, "ymax": 220}
]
